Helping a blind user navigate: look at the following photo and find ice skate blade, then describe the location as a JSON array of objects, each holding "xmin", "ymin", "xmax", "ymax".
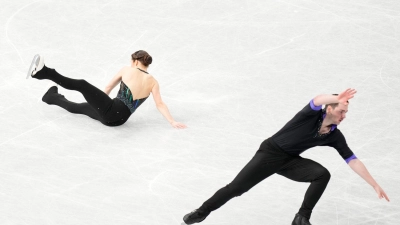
[{"xmin": 26, "ymin": 54, "xmax": 40, "ymax": 79}]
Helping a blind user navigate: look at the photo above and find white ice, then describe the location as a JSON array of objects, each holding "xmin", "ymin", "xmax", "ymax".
[{"xmin": 1, "ymin": 0, "xmax": 400, "ymax": 224}]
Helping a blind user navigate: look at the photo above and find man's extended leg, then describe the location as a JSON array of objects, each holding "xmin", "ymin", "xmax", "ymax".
[{"xmin": 278, "ymin": 157, "xmax": 331, "ymax": 222}]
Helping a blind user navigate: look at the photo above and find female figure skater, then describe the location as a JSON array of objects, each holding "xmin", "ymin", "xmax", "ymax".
[
  {"xmin": 27, "ymin": 50, "xmax": 186, "ymax": 128},
  {"xmin": 183, "ymin": 89, "xmax": 389, "ymax": 225}
]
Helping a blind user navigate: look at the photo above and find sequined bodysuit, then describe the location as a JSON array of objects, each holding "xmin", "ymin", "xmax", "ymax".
[
  {"xmin": 116, "ymin": 81, "xmax": 148, "ymax": 114},
  {"xmin": 116, "ymin": 68, "xmax": 149, "ymax": 114}
]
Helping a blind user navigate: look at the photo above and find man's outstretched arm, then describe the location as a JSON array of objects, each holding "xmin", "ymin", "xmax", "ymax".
[
  {"xmin": 313, "ymin": 88, "xmax": 357, "ymax": 106},
  {"xmin": 348, "ymin": 159, "xmax": 390, "ymax": 201}
]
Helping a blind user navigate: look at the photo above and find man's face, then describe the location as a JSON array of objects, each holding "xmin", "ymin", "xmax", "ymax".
[{"xmin": 330, "ymin": 103, "xmax": 349, "ymax": 125}]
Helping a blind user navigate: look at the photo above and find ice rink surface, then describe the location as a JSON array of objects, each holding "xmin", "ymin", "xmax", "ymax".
[{"xmin": 1, "ymin": 0, "xmax": 400, "ymax": 224}]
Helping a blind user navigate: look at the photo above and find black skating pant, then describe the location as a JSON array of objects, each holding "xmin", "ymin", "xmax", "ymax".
[
  {"xmin": 199, "ymin": 138, "xmax": 331, "ymax": 220},
  {"xmin": 34, "ymin": 66, "xmax": 131, "ymax": 126}
]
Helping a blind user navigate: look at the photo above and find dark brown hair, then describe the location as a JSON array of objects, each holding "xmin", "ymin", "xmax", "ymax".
[{"xmin": 131, "ymin": 50, "xmax": 152, "ymax": 67}]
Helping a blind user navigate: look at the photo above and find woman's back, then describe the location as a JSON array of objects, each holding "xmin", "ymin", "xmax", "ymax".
[{"xmin": 120, "ymin": 66, "xmax": 155, "ymax": 100}]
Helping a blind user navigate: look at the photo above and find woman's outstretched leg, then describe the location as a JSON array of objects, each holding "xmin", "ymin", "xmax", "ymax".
[
  {"xmin": 29, "ymin": 55, "xmax": 113, "ymax": 115},
  {"xmin": 42, "ymin": 86, "xmax": 104, "ymax": 122}
]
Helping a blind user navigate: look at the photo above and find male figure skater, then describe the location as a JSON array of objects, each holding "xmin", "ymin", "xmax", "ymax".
[{"xmin": 183, "ymin": 89, "xmax": 389, "ymax": 225}]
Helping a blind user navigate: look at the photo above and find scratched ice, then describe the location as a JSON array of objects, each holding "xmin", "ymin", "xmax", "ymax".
[{"xmin": 1, "ymin": 1, "xmax": 399, "ymax": 225}]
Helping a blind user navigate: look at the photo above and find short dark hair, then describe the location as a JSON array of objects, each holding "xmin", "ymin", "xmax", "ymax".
[{"xmin": 131, "ymin": 50, "xmax": 152, "ymax": 67}]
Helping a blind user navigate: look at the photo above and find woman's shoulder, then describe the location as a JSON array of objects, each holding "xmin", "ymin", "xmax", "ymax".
[
  {"xmin": 119, "ymin": 66, "xmax": 132, "ymax": 75},
  {"xmin": 119, "ymin": 66, "xmax": 130, "ymax": 70},
  {"xmin": 146, "ymin": 72, "xmax": 155, "ymax": 79},
  {"xmin": 148, "ymin": 74, "xmax": 157, "ymax": 87}
]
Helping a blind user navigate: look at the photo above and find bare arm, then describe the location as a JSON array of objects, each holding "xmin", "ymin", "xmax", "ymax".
[
  {"xmin": 312, "ymin": 88, "xmax": 357, "ymax": 107},
  {"xmin": 104, "ymin": 67, "xmax": 125, "ymax": 95},
  {"xmin": 151, "ymin": 80, "xmax": 187, "ymax": 129},
  {"xmin": 348, "ymin": 159, "xmax": 390, "ymax": 201}
]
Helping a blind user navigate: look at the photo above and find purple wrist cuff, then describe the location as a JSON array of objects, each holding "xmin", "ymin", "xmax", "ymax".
[
  {"xmin": 345, "ymin": 154, "xmax": 358, "ymax": 164},
  {"xmin": 310, "ymin": 99, "xmax": 322, "ymax": 111}
]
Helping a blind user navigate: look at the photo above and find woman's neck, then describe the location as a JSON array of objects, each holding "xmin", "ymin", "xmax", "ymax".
[
  {"xmin": 136, "ymin": 65, "xmax": 147, "ymax": 71},
  {"xmin": 130, "ymin": 61, "xmax": 148, "ymax": 72}
]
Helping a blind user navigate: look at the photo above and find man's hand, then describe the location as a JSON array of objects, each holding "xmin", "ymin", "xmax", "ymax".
[
  {"xmin": 337, "ymin": 88, "xmax": 357, "ymax": 105},
  {"xmin": 374, "ymin": 185, "xmax": 390, "ymax": 202}
]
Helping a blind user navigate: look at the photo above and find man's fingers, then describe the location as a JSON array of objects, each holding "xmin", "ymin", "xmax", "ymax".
[
  {"xmin": 340, "ymin": 88, "xmax": 357, "ymax": 102},
  {"xmin": 378, "ymin": 190, "xmax": 390, "ymax": 202},
  {"xmin": 342, "ymin": 89, "xmax": 357, "ymax": 102},
  {"xmin": 383, "ymin": 192, "xmax": 390, "ymax": 202},
  {"xmin": 346, "ymin": 89, "xmax": 357, "ymax": 96}
]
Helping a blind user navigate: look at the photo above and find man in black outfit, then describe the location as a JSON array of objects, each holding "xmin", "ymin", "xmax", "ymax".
[{"xmin": 183, "ymin": 89, "xmax": 390, "ymax": 225}]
